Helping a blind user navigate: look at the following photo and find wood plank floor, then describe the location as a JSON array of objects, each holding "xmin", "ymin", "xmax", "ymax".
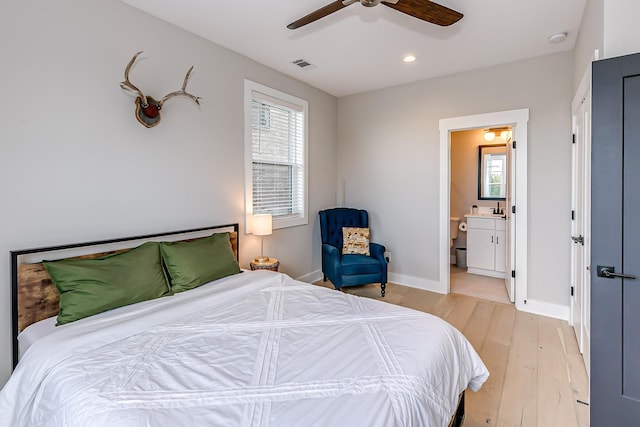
[{"xmin": 313, "ymin": 281, "xmax": 590, "ymax": 427}]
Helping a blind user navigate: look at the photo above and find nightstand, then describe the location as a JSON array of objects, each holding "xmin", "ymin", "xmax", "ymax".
[{"xmin": 250, "ymin": 258, "xmax": 279, "ymax": 272}]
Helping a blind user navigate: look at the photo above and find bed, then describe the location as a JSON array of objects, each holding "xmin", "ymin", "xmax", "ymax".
[{"xmin": 1, "ymin": 224, "xmax": 489, "ymax": 427}]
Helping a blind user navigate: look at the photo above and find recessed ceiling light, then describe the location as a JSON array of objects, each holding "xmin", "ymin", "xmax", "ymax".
[
  {"xmin": 403, "ymin": 55, "xmax": 416, "ymax": 63},
  {"xmin": 548, "ymin": 32, "xmax": 568, "ymax": 43}
]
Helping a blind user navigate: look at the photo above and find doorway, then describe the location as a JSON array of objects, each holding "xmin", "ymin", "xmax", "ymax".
[
  {"xmin": 439, "ymin": 109, "xmax": 529, "ymax": 311},
  {"xmin": 449, "ymin": 128, "xmax": 512, "ymax": 304}
]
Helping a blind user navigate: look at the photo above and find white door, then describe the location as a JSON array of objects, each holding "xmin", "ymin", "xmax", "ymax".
[
  {"xmin": 571, "ymin": 74, "xmax": 591, "ymax": 377},
  {"xmin": 504, "ymin": 136, "xmax": 515, "ymax": 302}
]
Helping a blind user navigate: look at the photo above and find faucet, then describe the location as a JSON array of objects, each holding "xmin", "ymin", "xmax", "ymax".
[{"xmin": 494, "ymin": 201, "xmax": 500, "ymax": 214}]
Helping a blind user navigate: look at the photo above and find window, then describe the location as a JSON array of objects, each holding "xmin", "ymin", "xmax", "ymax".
[
  {"xmin": 478, "ymin": 144, "xmax": 507, "ymax": 200},
  {"xmin": 244, "ymin": 80, "xmax": 308, "ymax": 230}
]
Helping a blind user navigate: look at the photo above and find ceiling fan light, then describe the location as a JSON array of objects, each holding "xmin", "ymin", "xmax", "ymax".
[
  {"xmin": 360, "ymin": 0, "xmax": 381, "ymax": 6},
  {"xmin": 484, "ymin": 131, "xmax": 496, "ymax": 142}
]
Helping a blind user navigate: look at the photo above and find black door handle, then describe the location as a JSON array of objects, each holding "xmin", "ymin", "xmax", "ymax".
[{"xmin": 597, "ymin": 265, "xmax": 636, "ymax": 280}]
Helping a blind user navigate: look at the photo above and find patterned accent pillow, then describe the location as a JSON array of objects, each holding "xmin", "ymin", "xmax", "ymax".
[{"xmin": 342, "ymin": 227, "xmax": 370, "ymax": 255}]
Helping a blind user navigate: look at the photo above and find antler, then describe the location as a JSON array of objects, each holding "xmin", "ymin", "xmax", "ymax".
[
  {"xmin": 119, "ymin": 51, "xmax": 149, "ymax": 108},
  {"xmin": 158, "ymin": 66, "xmax": 202, "ymax": 108}
]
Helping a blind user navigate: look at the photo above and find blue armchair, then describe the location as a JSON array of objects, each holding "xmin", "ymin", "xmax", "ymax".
[{"xmin": 319, "ymin": 208, "xmax": 388, "ymax": 297}]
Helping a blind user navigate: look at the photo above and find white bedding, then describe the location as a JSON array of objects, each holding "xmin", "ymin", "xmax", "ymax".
[
  {"xmin": 0, "ymin": 271, "xmax": 488, "ymax": 427},
  {"xmin": 17, "ymin": 317, "xmax": 56, "ymax": 359}
]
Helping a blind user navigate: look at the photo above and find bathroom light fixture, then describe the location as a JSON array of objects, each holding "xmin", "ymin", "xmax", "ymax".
[
  {"xmin": 548, "ymin": 32, "xmax": 568, "ymax": 43},
  {"xmin": 484, "ymin": 127, "xmax": 511, "ymax": 142},
  {"xmin": 403, "ymin": 55, "xmax": 416, "ymax": 63},
  {"xmin": 483, "ymin": 130, "xmax": 496, "ymax": 141}
]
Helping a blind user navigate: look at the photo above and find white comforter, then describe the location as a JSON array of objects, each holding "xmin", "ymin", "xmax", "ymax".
[{"xmin": 0, "ymin": 271, "xmax": 488, "ymax": 427}]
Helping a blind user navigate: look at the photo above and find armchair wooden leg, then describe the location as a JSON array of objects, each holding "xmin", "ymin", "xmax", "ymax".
[{"xmin": 381, "ymin": 283, "xmax": 386, "ymax": 297}]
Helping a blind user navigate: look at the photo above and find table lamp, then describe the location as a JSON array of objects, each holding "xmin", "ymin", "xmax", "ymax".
[{"xmin": 252, "ymin": 214, "xmax": 272, "ymax": 263}]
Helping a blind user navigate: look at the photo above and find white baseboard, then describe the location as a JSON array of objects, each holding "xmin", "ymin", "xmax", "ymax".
[
  {"xmin": 519, "ymin": 298, "xmax": 570, "ymax": 321},
  {"xmin": 388, "ymin": 273, "xmax": 445, "ymax": 294},
  {"xmin": 298, "ymin": 270, "xmax": 444, "ymax": 294},
  {"xmin": 296, "ymin": 269, "xmax": 323, "ymax": 284}
]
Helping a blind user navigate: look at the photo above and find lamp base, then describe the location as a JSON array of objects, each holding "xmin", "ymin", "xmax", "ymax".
[{"xmin": 254, "ymin": 255, "xmax": 269, "ymax": 263}]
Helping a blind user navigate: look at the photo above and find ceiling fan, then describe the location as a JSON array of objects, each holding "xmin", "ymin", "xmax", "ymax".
[{"xmin": 287, "ymin": 0, "xmax": 463, "ymax": 30}]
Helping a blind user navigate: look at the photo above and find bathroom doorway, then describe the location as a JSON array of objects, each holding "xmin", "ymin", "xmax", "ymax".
[
  {"xmin": 449, "ymin": 128, "xmax": 512, "ymax": 304},
  {"xmin": 439, "ymin": 109, "xmax": 529, "ymax": 310}
]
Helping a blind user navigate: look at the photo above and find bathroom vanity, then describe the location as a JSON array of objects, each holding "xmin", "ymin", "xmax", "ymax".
[{"xmin": 464, "ymin": 214, "xmax": 506, "ymax": 278}]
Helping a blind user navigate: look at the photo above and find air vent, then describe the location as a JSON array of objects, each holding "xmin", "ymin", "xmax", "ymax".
[{"xmin": 292, "ymin": 59, "xmax": 312, "ymax": 68}]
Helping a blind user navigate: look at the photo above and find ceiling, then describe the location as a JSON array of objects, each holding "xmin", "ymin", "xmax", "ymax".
[{"xmin": 120, "ymin": 0, "xmax": 587, "ymax": 97}]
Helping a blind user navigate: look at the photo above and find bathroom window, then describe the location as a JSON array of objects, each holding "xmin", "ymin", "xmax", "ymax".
[{"xmin": 478, "ymin": 145, "xmax": 507, "ymax": 200}]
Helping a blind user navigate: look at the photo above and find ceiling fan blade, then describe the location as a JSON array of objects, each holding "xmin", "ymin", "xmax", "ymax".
[
  {"xmin": 383, "ymin": 0, "xmax": 463, "ymax": 26},
  {"xmin": 287, "ymin": 1, "xmax": 353, "ymax": 30}
]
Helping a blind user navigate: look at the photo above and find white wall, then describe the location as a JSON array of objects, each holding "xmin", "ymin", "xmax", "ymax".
[
  {"xmin": 573, "ymin": 0, "xmax": 603, "ymax": 89},
  {"xmin": 573, "ymin": 0, "xmax": 640, "ymax": 89},
  {"xmin": 603, "ymin": 1, "xmax": 640, "ymax": 59},
  {"xmin": 0, "ymin": 0, "xmax": 337, "ymax": 386},
  {"xmin": 338, "ymin": 52, "xmax": 573, "ymax": 312}
]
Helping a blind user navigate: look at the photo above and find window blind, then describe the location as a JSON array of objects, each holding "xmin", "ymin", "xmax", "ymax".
[{"xmin": 251, "ymin": 91, "xmax": 305, "ymax": 222}]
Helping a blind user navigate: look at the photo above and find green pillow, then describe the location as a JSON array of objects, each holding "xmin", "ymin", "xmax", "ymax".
[
  {"xmin": 43, "ymin": 241, "xmax": 172, "ymax": 325},
  {"xmin": 160, "ymin": 232, "xmax": 241, "ymax": 293}
]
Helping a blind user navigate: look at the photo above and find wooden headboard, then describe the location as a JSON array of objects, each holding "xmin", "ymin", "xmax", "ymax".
[{"xmin": 10, "ymin": 223, "xmax": 239, "ymax": 368}]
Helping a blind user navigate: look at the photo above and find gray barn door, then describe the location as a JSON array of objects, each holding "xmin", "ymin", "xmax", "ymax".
[{"xmin": 591, "ymin": 53, "xmax": 640, "ymax": 425}]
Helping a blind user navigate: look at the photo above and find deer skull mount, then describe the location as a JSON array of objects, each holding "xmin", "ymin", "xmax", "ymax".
[{"xmin": 119, "ymin": 51, "xmax": 202, "ymax": 128}]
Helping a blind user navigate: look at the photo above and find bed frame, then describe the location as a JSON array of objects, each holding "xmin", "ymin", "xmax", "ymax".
[{"xmin": 10, "ymin": 223, "xmax": 239, "ymax": 369}]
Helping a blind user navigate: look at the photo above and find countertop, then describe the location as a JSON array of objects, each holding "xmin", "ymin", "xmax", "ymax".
[{"xmin": 464, "ymin": 213, "xmax": 507, "ymax": 219}]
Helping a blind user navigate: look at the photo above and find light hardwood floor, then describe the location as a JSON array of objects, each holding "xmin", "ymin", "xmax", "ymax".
[
  {"xmin": 450, "ymin": 265, "xmax": 511, "ymax": 305},
  {"xmin": 313, "ymin": 281, "xmax": 590, "ymax": 427}
]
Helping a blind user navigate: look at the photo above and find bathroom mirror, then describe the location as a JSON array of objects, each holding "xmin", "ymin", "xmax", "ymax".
[{"xmin": 478, "ymin": 144, "xmax": 507, "ymax": 200}]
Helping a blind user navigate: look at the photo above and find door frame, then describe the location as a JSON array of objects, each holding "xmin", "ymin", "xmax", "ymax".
[
  {"xmin": 570, "ymin": 63, "xmax": 592, "ymax": 377},
  {"xmin": 439, "ymin": 109, "xmax": 529, "ymax": 311}
]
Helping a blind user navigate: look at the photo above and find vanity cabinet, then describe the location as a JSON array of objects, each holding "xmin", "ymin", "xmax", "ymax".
[{"xmin": 466, "ymin": 216, "xmax": 506, "ymax": 278}]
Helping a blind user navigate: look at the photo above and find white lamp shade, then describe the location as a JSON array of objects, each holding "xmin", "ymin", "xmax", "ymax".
[{"xmin": 252, "ymin": 214, "xmax": 272, "ymax": 236}]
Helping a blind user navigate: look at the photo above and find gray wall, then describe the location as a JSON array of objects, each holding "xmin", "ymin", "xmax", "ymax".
[
  {"xmin": 0, "ymin": 0, "xmax": 337, "ymax": 386},
  {"xmin": 337, "ymin": 52, "xmax": 573, "ymax": 309}
]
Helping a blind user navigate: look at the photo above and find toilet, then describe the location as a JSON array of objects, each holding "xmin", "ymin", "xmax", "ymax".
[{"xmin": 450, "ymin": 217, "xmax": 460, "ymax": 248}]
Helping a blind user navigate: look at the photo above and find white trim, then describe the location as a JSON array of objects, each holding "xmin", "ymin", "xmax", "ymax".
[
  {"xmin": 297, "ymin": 270, "xmax": 443, "ymax": 293},
  {"xmin": 388, "ymin": 273, "xmax": 444, "ymax": 294},
  {"xmin": 520, "ymin": 299, "xmax": 570, "ymax": 321},
  {"xmin": 439, "ymin": 109, "xmax": 529, "ymax": 312},
  {"xmin": 296, "ymin": 269, "xmax": 323, "ymax": 284},
  {"xmin": 243, "ymin": 79, "xmax": 309, "ymax": 233}
]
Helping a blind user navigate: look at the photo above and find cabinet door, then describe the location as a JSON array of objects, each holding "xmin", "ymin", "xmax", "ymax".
[
  {"xmin": 467, "ymin": 228, "xmax": 495, "ymax": 270},
  {"xmin": 495, "ymin": 230, "xmax": 506, "ymax": 273}
]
